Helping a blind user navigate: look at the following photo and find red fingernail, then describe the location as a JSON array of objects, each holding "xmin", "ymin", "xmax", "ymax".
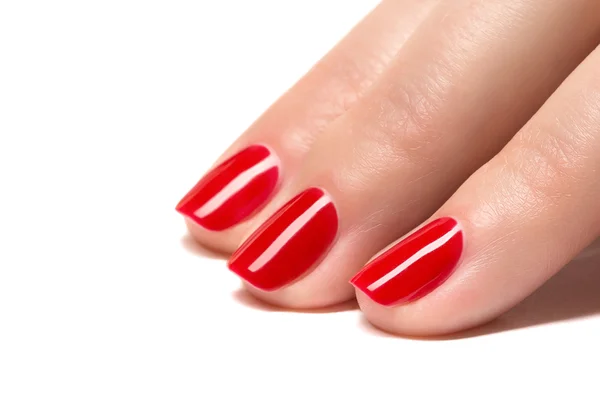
[
  {"xmin": 228, "ymin": 187, "xmax": 338, "ymax": 291},
  {"xmin": 176, "ymin": 145, "xmax": 279, "ymax": 231},
  {"xmin": 351, "ymin": 217, "xmax": 463, "ymax": 306}
]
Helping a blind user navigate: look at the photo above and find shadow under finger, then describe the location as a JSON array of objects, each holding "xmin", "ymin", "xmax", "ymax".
[{"xmin": 448, "ymin": 247, "xmax": 600, "ymax": 340}]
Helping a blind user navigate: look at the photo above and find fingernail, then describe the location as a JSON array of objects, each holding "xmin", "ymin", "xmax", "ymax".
[
  {"xmin": 351, "ymin": 217, "xmax": 463, "ymax": 306},
  {"xmin": 228, "ymin": 187, "xmax": 338, "ymax": 291},
  {"xmin": 176, "ymin": 144, "xmax": 280, "ymax": 231}
]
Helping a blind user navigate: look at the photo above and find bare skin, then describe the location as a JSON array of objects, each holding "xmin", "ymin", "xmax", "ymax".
[{"xmin": 179, "ymin": 0, "xmax": 600, "ymax": 335}]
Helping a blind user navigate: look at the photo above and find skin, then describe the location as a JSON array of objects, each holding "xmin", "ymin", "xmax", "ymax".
[
  {"xmin": 182, "ymin": 0, "xmax": 600, "ymax": 335},
  {"xmin": 187, "ymin": 0, "xmax": 439, "ymax": 251}
]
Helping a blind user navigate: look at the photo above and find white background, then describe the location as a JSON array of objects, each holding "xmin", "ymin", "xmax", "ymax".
[{"xmin": 1, "ymin": 1, "xmax": 599, "ymax": 399}]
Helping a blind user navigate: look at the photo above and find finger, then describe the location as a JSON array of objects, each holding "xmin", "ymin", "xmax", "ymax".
[
  {"xmin": 353, "ymin": 44, "xmax": 600, "ymax": 335},
  {"xmin": 176, "ymin": 0, "xmax": 438, "ymax": 251},
  {"xmin": 227, "ymin": 0, "xmax": 600, "ymax": 308}
]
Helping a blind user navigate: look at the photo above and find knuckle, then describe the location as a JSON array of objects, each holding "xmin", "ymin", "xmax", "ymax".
[
  {"xmin": 369, "ymin": 76, "xmax": 445, "ymax": 166},
  {"xmin": 318, "ymin": 48, "xmax": 392, "ymax": 116},
  {"xmin": 509, "ymin": 114, "xmax": 596, "ymax": 206}
]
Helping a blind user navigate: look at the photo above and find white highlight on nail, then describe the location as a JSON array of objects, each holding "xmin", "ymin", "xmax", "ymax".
[
  {"xmin": 194, "ymin": 154, "xmax": 278, "ymax": 218},
  {"xmin": 247, "ymin": 194, "xmax": 331, "ymax": 272},
  {"xmin": 366, "ymin": 225, "xmax": 461, "ymax": 292}
]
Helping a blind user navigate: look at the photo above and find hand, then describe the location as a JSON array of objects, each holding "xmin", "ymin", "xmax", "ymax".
[{"xmin": 176, "ymin": 0, "xmax": 600, "ymax": 336}]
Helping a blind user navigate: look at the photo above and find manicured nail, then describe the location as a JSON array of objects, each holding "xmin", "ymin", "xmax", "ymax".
[
  {"xmin": 176, "ymin": 144, "xmax": 279, "ymax": 231},
  {"xmin": 228, "ymin": 187, "xmax": 338, "ymax": 291},
  {"xmin": 351, "ymin": 217, "xmax": 463, "ymax": 306}
]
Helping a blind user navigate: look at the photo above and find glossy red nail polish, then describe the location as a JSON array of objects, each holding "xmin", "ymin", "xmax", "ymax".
[
  {"xmin": 228, "ymin": 187, "xmax": 338, "ymax": 291},
  {"xmin": 176, "ymin": 145, "xmax": 279, "ymax": 231},
  {"xmin": 351, "ymin": 217, "xmax": 463, "ymax": 306}
]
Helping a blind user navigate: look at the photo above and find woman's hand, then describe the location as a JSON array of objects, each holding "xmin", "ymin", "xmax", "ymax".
[{"xmin": 176, "ymin": 0, "xmax": 600, "ymax": 336}]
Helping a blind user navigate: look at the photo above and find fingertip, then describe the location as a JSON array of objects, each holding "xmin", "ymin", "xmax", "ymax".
[
  {"xmin": 354, "ymin": 290, "xmax": 446, "ymax": 337},
  {"xmin": 183, "ymin": 217, "xmax": 241, "ymax": 254}
]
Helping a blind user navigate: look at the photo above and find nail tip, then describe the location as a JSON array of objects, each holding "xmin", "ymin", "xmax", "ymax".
[
  {"xmin": 175, "ymin": 185, "xmax": 197, "ymax": 211},
  {"xmin": 174, "ymin": 203, "xmax": 193, "ymax": 219},
  {"xmin": 348, "ymin": 276, "xmax": 362, "ymax": 288},
  {"xmin": 228, "ymin": 264, "xmax": 280, "ymax": 292},
  {"xmin": 175, "ymin": 144, "xmax": 281, "ymax": 233},
  {"xmin": 352, "ymin": 271, "xmax": 413, "ymax": 307},
  {"xmin": 174, "ymin": 203, "xmax": 187, "ymax": 215},
  {"xmin": 349, "ymin": 268, "xmax": 370, "ymax": 291},
  {"xmin": 349, "ymin": 278, "xmax": 376, "ymax": 301},
  {"xmin": 226, "ymin": 260, "xmax": 237, "ymax": 273},
  {"xmin": 227, "ymin": 262, "xmax": 247, "ymax": 284},
  {"xmin": 175, "ymin": 207, "xmax": 224, "ymax": 232}
]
